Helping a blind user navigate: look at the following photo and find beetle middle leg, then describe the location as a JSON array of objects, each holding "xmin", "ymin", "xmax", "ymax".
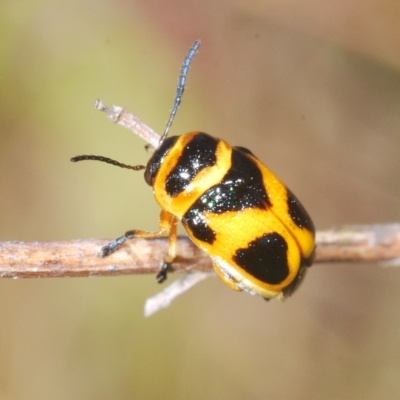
[
  {"xmin": 156, "ymin": 213, "xmax": 178, "ymax": 283},
  {"xmin": 212, "ymin": 262, "xmax": 243, "ymax": 292}
]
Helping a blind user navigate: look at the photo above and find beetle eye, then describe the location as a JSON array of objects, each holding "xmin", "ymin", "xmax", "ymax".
[
  {"xmin": 144, "ymin": 164, "xmax": 153, "ymax": 186},
  {"xmin": 144, "ymin": 136, "xmax": 180, "ymax": 186}
]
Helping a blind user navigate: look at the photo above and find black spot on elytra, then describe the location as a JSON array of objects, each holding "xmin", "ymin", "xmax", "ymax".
[
  {"xmin": 233, "ymin": 233, "xmax": 290, "ymax": 284},
  {"xmin": 286, "ymin": 189, "xmax": 315, "ymax": 234},
  {"xmin": 182, "ymin": 208, "xmax": 216, "ymax": 244}
]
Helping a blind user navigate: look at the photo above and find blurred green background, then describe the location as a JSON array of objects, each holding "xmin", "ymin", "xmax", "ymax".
[{"xmin": 1, "ymin": 0, "xmax": 400, "ymax": 399}]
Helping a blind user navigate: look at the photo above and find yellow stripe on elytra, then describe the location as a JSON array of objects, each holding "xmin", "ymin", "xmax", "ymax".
[{"xmin": 153, "ymin": 133, "xmax": 232, "ymax": 218}]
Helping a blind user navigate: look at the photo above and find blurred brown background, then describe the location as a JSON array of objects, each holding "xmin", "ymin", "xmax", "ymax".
[{"xmin": 1, "ymin": 0, "xmax": 400, "ymax": 399}]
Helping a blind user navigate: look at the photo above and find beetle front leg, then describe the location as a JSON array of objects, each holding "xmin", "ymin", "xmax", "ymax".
[{"xmin": 100, "ymin": 210, "xmax": 179, "ymax": 283}]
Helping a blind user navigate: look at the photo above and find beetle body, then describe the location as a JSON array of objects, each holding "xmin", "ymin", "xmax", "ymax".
[
  {"xmin": 72, "ymin": 40, "xmax": 315, "ymax": 301},
  {"xmin": 145, "ymin": 131, "xmax": 315, "ymax": 299}
]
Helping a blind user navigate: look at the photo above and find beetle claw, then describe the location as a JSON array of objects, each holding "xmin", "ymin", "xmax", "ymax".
[
  {"xmin": 100, "ymin": 236, "xmax": 126, "ymax": 257},
  {"xmin": 156, "ymin": 262, "xmax": 170, "ymax": 283}
]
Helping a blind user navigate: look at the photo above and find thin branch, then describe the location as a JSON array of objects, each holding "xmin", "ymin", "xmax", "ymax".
[
  {"xmin": 2, "ymin": 224, "xmax": 399, "ymax": 316},
  {"xmin": 315, "ymin": 224, "xmax": 400, "ymax": 266},
  {"xmin": 144, "ymin": 272, "xmax": 215, "ymax": 317},
  {"xmin": 1, "ymin": 224, "xmax": 400, "ymax": 279},
  {"xmin": 0, "ymin": 238, "xmax": 210, "ymax": 278}
]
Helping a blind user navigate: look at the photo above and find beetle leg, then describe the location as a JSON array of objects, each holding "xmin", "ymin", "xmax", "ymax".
[
  {"xmin": 156, "ymin": 214, "xmax": 178, "ymax": 283},
  {"xmin": 100, "ymin": 210, "xmax": 179, "ymax": 283},
  {"xmin": 100, "ymin": 209, "xmax": 176, "ymax": 258},
  {"xmin": 100, "ymin": 235, "xmax": 128, "ymax": 257},
  {"xmin": 212, "ymin": 262, "xmax": 242, "ymax": 292}
]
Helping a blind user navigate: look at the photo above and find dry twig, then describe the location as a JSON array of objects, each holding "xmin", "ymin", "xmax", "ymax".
[
  {"xmin": 1, "ymin": 224, "xmax": 400, "ymax": 315},
  {"xmin": 2, "ymin": 225, "xmax": 400, "ymax": 279}
]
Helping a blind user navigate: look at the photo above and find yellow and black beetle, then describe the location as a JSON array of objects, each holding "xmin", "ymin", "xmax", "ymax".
[{"xmin": 72, "ymin": 40, "xmax": 315, "ymax": 301}]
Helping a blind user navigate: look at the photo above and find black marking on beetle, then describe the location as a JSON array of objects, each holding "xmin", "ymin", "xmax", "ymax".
[
  {"xmin": 234, "ymin": 146, "xmax": 255, "ymax": 156},
  {"xmin": 182, "ymin": 207, "xmax": 216, "ymax": 244},
  {"xmin": 303, "ymin": 248, "xmax": 316, "ymax": 267},
  {"xmin": 286, "ymin": 188, "xmax": 315, "ymax": 234},
  {"xmin": 189, "ymin": 148, "xmax": 272, "ymax": 214},
  {"xmin": 233, "ymin": 233, "xmax": 290, "ymax": 284},
  {"xmin": 145, "ymin": 136, "xmax": 179, "ymax": 186},
  {"xmin": 165, "ymin": 133, "xmax": 218, "ymax": 197},
  {"xmin": 282, "ymin": 263, "xmax": 307, "ymax": 298}
]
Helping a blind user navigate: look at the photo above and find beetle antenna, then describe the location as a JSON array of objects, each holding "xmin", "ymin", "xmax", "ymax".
[
  {"xmin": 71, "ymin": 155, "xmax": 145, "ymax": 171},
  {"xmin": 159, "ymin": 40, "xmax": 201, "ymax": 145}
]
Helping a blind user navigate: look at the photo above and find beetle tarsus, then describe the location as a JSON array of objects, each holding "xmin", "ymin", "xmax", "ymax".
[
  {"xmin": 156, "ymin": 262, "xmax": 170, "ymax": 283},
  {"xmin": 100, "ymin": 236, "xmax": 126, "ymax": 257}
]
